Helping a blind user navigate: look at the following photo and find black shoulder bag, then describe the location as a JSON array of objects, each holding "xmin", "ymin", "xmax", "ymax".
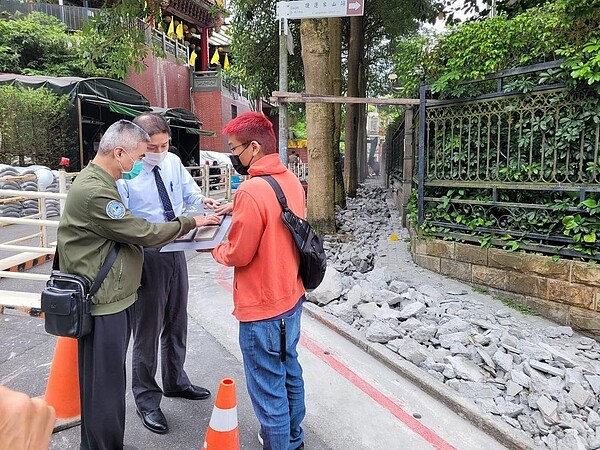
[
  {"xmin": 260, "ymin": 175, "xmax": 327, "ymax": 290},
  {"xmin": 41, "ymin": 244, "xmax": 121, "ymax": 338}
]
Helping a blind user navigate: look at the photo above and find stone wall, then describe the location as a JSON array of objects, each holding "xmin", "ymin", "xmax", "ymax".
[{"xmin": 409, "ymin": 232, "xmax": 600, "ymax": 336}]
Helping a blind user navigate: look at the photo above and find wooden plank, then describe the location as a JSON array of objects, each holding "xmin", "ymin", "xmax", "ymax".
[
  {"xmin": 0, "ymin": 174, "xmax": 36, "ymax": 182},
  {"xmin": 270, "ymin": 91, "xmax": 444, "ymax": 106},
  {"xmin": 0, "ymin": 196, "xmax": 25, "ymax": 205},
  {"xmin": 0, "ymin": 250, "xmax": 53, "ymax": 272},
  {"xmin": 0, "ymin": 271, "xmax": 50, "ymax": 281},
  {"xmin": 0, "ymin": 290, "xmax": 41, "ymax": 309}
]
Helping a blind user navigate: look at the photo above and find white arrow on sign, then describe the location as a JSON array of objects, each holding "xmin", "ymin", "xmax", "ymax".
[{"xmin": 277, "ymin": 0, "xmax": 364, "ymax": 20}]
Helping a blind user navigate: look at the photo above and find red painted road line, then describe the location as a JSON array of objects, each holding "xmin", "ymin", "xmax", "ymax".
[
  {"xmin": 215, "ymin": 273, "xmax": 456, "ymax": 450},
  {"xmin": 301, "ymin": 334, "xmax": 457, "ymax": 450}
]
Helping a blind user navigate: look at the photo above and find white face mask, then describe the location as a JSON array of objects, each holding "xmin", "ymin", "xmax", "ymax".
[{"xmin": 143, "ymin": 151, "xmax": 168, "ymax": 166}]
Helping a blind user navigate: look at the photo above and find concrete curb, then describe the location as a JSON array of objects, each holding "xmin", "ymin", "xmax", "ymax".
[{"xmin": 302, "ymin": 301, "xmax": 538, "ymax": 450}]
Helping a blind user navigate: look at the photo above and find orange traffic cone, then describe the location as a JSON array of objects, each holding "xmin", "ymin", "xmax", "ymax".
[
  {"xmin": 44, "ymin": 337, "xmax": 81, "ymax": 430},
  {"xmin": 202, "ymin": 378, "xmax": 239, "ymax": 450}
]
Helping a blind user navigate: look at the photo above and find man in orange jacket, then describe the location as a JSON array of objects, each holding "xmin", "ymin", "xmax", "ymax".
[{"xmin": 211, "ymin": 112, "xmax": 306, "ymax": 450}]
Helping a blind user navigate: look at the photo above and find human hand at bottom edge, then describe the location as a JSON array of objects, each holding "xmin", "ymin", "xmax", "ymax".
[{"xmin": 0, "ymin": 385, "xmax": 56, "ymax": 450}]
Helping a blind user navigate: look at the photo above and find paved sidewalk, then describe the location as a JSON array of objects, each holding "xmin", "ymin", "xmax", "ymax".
[
  {"xmin": 4, "ymin": 174, "xmax": 593, "ymax": 449},
  {"xmin": 1, "ymin": 249, "xmax": 508, "ymax": 450}
]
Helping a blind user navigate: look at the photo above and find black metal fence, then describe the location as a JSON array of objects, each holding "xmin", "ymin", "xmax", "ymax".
[
  {"xmin": 387, "ymin": 61, "xmax": 600, "ymax": 259},
  {"xmin": 384, "ymin": 119, "xmax": 405, "ymax": 183}
]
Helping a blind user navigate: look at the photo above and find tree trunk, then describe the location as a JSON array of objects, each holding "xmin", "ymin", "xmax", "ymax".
[
  {"xmin": 343, "ymin": 15, "xmax": 364, "ymax": 198},
  {"xmin": 358, "ymin": 70, "xmax": 368, "ymax": 182},
  {"xmin": 300, "ymin": 19, "xmax": 336, "ymax": 233},
  {"xmin": 329, "ymin": 17, "xmax": 346, "ymax": 208}
]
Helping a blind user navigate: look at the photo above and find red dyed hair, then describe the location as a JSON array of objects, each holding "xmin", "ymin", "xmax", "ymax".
[{"xmin": 222, "ymin": 112, "xmax": 277, "ymax": 154}]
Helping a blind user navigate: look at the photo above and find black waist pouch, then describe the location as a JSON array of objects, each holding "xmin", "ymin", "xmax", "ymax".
[
  {"xmin": 41, "ymin": 272, "xmax": 92, "ymax": 338},
  {"xmin": 40, "ymin": 244, "xmax": 120, "ymax": 339}
]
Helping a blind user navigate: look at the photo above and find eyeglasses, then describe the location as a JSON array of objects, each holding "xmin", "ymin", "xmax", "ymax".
[{"xmin": 229, "ymin": 142, "xmax": 251, "ymax": 155}]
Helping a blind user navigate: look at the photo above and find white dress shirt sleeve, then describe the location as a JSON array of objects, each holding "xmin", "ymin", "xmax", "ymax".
[
  {"xmin": 180, "ymin": 160, "xmax": 205, "ymax": 207},
  {"xmin": 116, "ymin": 179, "xmax": 130, "ymax": 208}
]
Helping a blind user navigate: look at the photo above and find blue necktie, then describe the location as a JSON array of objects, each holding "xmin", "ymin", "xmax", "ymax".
[{"xmin": 153, "ymin": 166, "xmax": 176, "ymax": 222}]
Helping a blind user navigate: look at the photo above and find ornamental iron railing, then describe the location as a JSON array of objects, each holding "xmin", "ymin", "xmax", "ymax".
[
  {"xmin": 424, "ymin": 89, "xmax": 599, "ymax": 186},
  {"xmin": 387, "ymin": 61, "xmax": 600, "ymax": 260}
]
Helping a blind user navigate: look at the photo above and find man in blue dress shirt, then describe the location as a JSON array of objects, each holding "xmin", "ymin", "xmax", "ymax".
[{"xmin": 117, "ymin": 113, "xmax": 219, "ymax": 434}]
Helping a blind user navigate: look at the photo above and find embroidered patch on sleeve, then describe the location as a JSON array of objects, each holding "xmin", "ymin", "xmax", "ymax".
[{"xmin": 106, "ymin": 200, "xmax": 126, "ymax": 219}]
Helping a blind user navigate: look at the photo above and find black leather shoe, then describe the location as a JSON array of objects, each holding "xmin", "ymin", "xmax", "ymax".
[
  {"xmin": 164, "ymin": 385, "xmax": 211, "ymax": 400},
  {"xmin": 136, "ymin": 408, "xmax": 169, "ymax": 434}
]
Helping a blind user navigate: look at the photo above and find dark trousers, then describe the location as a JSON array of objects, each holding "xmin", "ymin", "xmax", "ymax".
[
  {"xmin": 132, "ymin": 249, "xmax": 191, "ymax": 412},
  {"xmin": 78, "ymin": 308, "xmax": 132, "ymax": 450}
]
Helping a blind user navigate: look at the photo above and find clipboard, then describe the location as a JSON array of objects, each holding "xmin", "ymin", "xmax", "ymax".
[{"xmin": 160, "ymin": 214, "xmax": 232, "ymax": 252}]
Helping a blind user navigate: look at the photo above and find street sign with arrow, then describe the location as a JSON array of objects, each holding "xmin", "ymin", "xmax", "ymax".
[{"xmin": 276, "ymin": 0, "xmax": 364, "ymax": 20}]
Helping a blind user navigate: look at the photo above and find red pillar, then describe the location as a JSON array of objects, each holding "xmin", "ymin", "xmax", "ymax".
[{"xmin": 201, "ymin": 27, "xmax": 209, "ymax": 71}]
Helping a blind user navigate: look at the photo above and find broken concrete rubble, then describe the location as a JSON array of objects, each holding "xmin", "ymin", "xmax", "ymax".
[{"xmin": 306, "ymin": 184, "xmax": 600, "ymax": 450}]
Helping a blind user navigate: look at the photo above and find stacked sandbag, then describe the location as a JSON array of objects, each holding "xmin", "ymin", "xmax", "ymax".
[
  {"xmin": 26, "ymin": 165, "xmax": 61, "ymax": 218},
  {"xmin": 0, "ymin": 165, "xmax": 63, "ymax": 219},
  {"xmin": 44, "ymin": 172, "xmax": 61, "ymax": 217},
  {"xmin": 15, "ymin": 166, "xmax": 40, "ymax": 217},
  {"xmin": 0, "ymin": 164, "xmax": 23, "ymax": 218}
]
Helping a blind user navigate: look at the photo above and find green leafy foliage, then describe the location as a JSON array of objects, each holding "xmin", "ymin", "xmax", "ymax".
[
  {"xmin": 0, "ymin": 86, "xmax": 75, "ymax": 168},
  {"xmin": 228, "ymin": 0, "xmax": 437, "ymax": 99},
  {"xmin": 363, "ymin": 0, "xmax": 436, "ymax": 97},
  {"xmin": 498, "ymin": 296, "xmax": 538, "ymax": 315},
  {"xmin": 78, "ymin": 0, "xmax": 163, "ymax": 79},
  {"xmin": 389, "ymin": 34, "xmax": 431, "ymax": 98},
  {"xmin": 227, "ymin": 0, "xmax": 304, "ymax": 100},
  {"xmin": 289, "ymin": 120, "xmax": 307, "ymax": 139},
  {"xmin": 430, "ymin": 7, "xmax": 566, "ymax": 94},
  {"xmin": 0, "ymin": 12, "xmax": 85, "ymax": 77},
  {"xmin": 393, "ymin": 1, "xmax": 600, "ymax": 98},
  {"xmin": 559, "ymin": 196, "xmax": 600, "ymax": 253},
  {"xmin": 415, "ymin": 187, "xmax": 600, "ymax": 259},
  {"xmin": 559, "ymin": 38, "xmax": 600, "ymax": 86}
]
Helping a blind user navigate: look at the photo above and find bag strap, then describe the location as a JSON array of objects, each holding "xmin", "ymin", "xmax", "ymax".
[
  {"xmin": 52, "ymin": 244, "xmax": 121, "ymax": 297},
  {"xmin": 260, "ymin": 175, "xmax": 289, "ymax": 211},
  {"xmin": 51, "ymin": 248, "xmax": 60, "ymax": 271},
  {"xmin": 89, "ymin": 244, "xmax": 121, "ymax": 297}
]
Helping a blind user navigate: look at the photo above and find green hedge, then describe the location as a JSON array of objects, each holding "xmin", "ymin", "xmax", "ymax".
[
  {"xmin": 393, "ymin": 0, "xmax": 600, "ymax": 97},
  {"xmin": 0, "ymin": 86, "xmax": 75, "ymax": 168}
]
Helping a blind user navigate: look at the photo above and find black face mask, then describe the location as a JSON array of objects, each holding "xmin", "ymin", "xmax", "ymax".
[
  {"xmin": 229, "ymin": 142, "xmax": 253, "ymax": 175},
  {"xmin": 229, "ymin": 153, "xmax": 249, "ymax": 175}
]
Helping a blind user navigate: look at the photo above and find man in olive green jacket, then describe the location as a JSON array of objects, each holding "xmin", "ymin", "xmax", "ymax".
[{"xmin": 57, "ymin": 120, "xmax": 220, "ymax": 450}]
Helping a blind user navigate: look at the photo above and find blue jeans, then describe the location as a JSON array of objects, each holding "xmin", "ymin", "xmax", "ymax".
[{"xmin": 239, "ymin": 306, "xmax": 305, "ymax": 450}]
